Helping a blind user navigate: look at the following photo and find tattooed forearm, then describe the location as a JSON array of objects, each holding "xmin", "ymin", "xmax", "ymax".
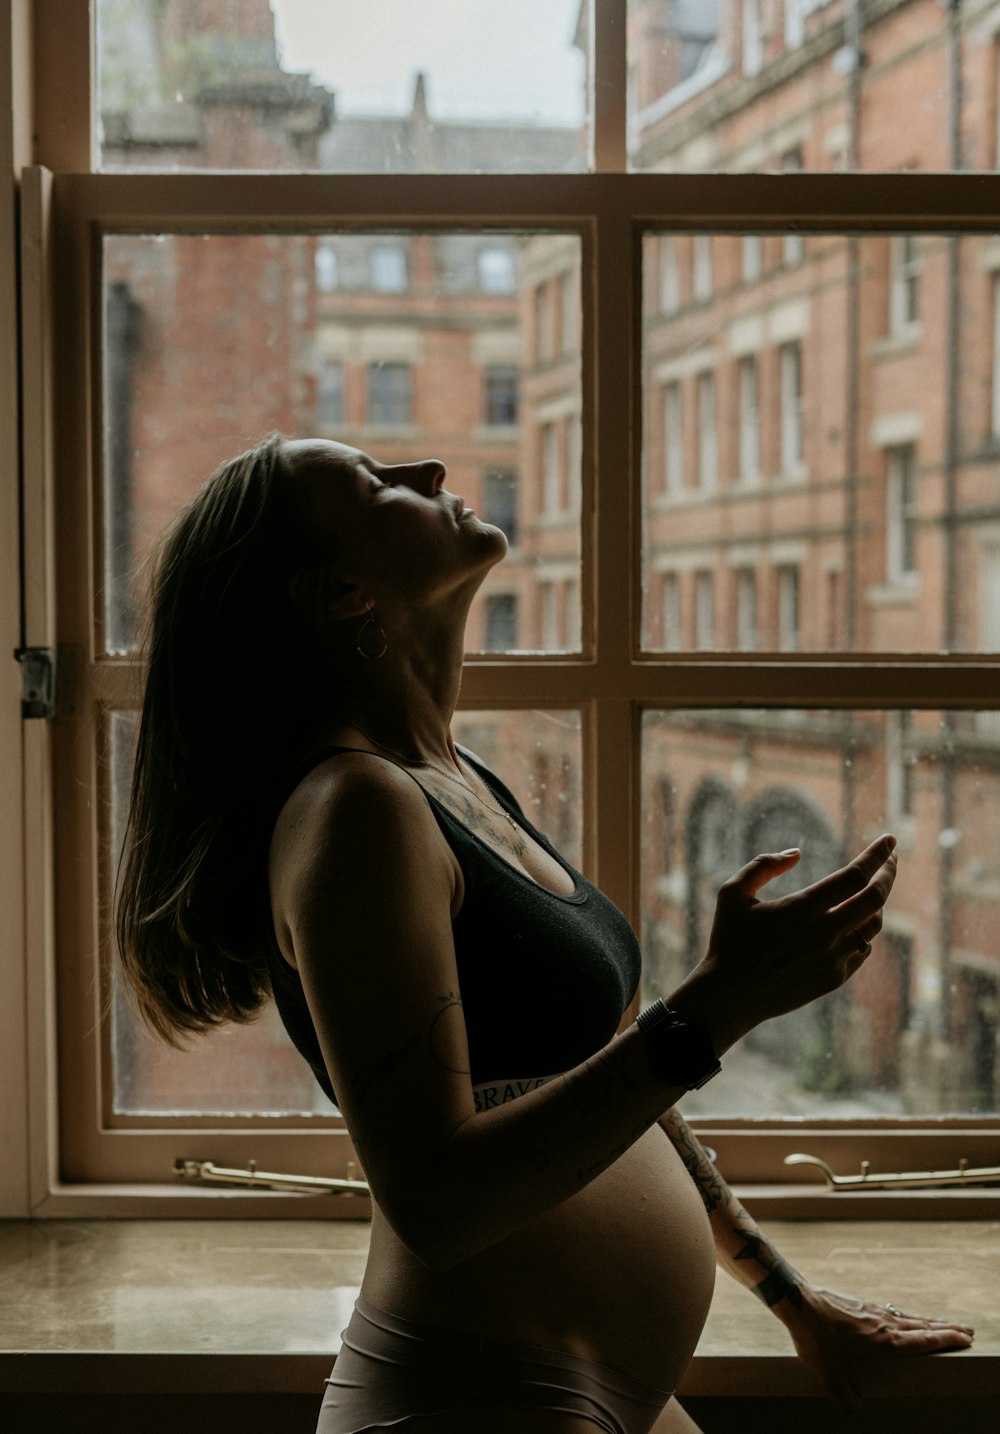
[
  {"xmin": 658, "ymin": 1106, "xmax": 728, "ymax": 1214},
  {"xmin": 734, "ymin": 1227, "xmax": 805, "ymax": 1310}
]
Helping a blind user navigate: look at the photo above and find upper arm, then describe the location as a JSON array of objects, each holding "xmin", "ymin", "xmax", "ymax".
[{"xmin": 271, "ymin": 757, "xmax": 474, "ymax": 1235}]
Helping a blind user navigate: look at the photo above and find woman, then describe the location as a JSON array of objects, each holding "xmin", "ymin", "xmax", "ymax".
[{"xmin": 117, "ymin": 434, "xmax": 973, "ymax": 1434}]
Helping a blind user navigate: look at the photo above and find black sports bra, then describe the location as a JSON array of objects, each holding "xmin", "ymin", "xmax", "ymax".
[{"xmin": 265, "ymin": 746, "xmax": 641, "ymax": 1109}]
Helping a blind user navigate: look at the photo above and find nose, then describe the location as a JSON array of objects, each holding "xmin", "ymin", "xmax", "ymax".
[{"xmin": 389, "ymin": 458, "xmax": 447, "ymax": 494}]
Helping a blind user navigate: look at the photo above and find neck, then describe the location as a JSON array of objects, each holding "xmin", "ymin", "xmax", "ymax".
[{"xmin": 324, "ymin": 601, "xmax": 469, "ymax": 768}]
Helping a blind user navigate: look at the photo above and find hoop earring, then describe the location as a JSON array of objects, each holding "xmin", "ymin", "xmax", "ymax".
[{"xmin": 356, "ymin": 602, "xmax": 388, "ymax": 661}]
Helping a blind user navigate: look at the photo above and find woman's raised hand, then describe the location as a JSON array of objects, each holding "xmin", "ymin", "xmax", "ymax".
[{"xmin": 670, "ymin": 834, "xmax": 898, "ymax": 1055}]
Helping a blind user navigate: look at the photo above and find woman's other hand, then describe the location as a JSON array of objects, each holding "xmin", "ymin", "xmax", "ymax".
[
  {"xmin": 784, "ymin": 1284, "xmax": 974, "ymax": 1408},
  {"xmin": 670, "ymin": 833, "xmax": 897, "ymax": 1053}
]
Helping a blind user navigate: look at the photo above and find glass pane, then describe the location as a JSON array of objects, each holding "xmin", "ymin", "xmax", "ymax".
[
  {"xmin": 97, "ymin": 0, "xmax": 586, "ymax": 173},
  {"xmin": 108, "ymin": 711, "xmax": 332, "ymax": 1116},
  {"xmin": 452, "ymin": 709, "xmax": 584, "ymax": 870},
  {"xmin": 642, "ymin": 231, "xmax": 1000, "ymax": 653},
  {"xmin": 627, "ymin": 2, "xmax": 992, "ymax": 172},
  {"xmin": 640, "ymin": 708, "xmax": 1000, "ymax": 1119},
  {"xmin": 103, "ymin": 230, "xmax": 582, "ymax": 655},
  {"xmin": 109, "ymin": 708, "xmax": 581, "ymax": 1115}
]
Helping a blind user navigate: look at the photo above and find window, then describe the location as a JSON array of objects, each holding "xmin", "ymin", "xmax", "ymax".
[
  {"xmin": 694, "ymin": 570, "xmax": 715, "ymax": 651},
  {"xmin": 991, "ymin": 274, "xmax": 1000, "ymax": 438},
  {"xmin": 560, "ymin": 270, "xmax": 577, "ymax": 354},
  {"xmin": 317, "ymin": 361, "xmax": 345, "ymax": 427},
  {"xmin": 370, "ymin": 244, "xmax": 408, "ymax": 293},
  {"xmin": 659, "ymin": 236, "xmax": 679, "ymax": 313},
  {"xmin": 743, "ymin": 0, "xmax": 764, "ymax": 78},
  {"xmin": 366, "ymin": 362, "xmax": 413, "ymax": 426},
  {"xmin": 779, "ymin": 342, "xmax": 803, "ymax": 474},
  {"xmin": 886, "ymin": 445, "xmax": 918, "ymax": 584},
  {"xmin": 315, "ymin": 241, "xmax": 338, "ymax": 292},
  {"xmin": 889, "ymin": 234, "xmax": 920, "ymax": 333},
  {"xmin": 663, "ymin": 382, "xmax": 684, "ymax": 493},
  {"xmin": 781, "ymin": 149, "xmax": 805, "ymax": 264},
  {"xmin": 662, "ymin": 572, "xmax": 681, "ymax": 652},
  {"xmin": 10, "ymin": 0, "xmax": 1000, "ymax": 1220},
  {"xmin": 482, "ymin": 469, "xmax": 518, "ymax": 546},
  {"xmin": 541, "ymin": 422, "xmax": 561, "ymax": 513},
  {"xmin": 484, "ymin": 592, "xmax": 518, "ymax": 649},
  {"xmin": 477, "ymin": 246, "xmax": 517, "ymax": 294},
  {"xmin": 741, "ymin": 234, "xmax": 762, "ymax": 282},
  {"xmin": 483, "ymin": 365, "xmax": 519, "ymax": 426},
  {"xmin": 735, "ymin": 567, "xmax": 757, "ymax": 651},
  {"xmin": 737, "ymin": 356, "xmax": 759, "ymax": 483},
  {"xmin": 696, "ymin": 371, "xmax": 717, "ymax": 489},
  {"xmin": 535, "ymin": 282, "xmax": 555, "ymax": 361},
  {"xmin": 777, "ymin": 565, "xmax": 801, "ymax": 651},
  {"xmin": 692, "ymin": 235, "xmax": 713, "ymax": 300}
]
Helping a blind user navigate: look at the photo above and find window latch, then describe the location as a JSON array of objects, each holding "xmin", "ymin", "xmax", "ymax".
[
  {"xmin": 174, "ymin": 1157, "xmax": 370, "ymax": 1196},
  {"xmin": 785, "ymin": 1152, "xmax": 1000, "ymax": 1191},
  {"xmin": 15, "ymin": 646, "xmax": 57, "ymax": 719}
]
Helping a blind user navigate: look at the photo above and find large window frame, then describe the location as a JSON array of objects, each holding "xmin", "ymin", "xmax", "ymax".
[{"xmin": 5, "ymin": 1, "xmax": 1000, "ymax": 1220}]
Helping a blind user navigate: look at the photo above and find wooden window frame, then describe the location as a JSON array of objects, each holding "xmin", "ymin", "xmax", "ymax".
[{"xmin": 5, "ymin": 0, "xmax": 1000, "ymax": 1220}]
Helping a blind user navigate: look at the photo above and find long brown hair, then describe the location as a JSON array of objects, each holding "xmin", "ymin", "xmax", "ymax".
[{"xmin": 115, "ymin": 433, "xmax": 329, "ymax": 1045}]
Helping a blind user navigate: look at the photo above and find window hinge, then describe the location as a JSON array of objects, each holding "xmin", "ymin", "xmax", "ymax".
[
  {"xmin": 174, "ymin": 1157, "xmax": 370, "ymax": 1197},
  {"xmin": 786, "ymin": 1152, "xmax": 1000, "ymax": 1191},
  {"xmin": 15, "ymin": 646, "xmax": 57, "ymax": 719}
]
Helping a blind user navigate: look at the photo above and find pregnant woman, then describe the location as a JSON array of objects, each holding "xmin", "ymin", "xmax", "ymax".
[{"xmin": 117, "ymin": 435, "xmax": 973, "ymax": 1433}]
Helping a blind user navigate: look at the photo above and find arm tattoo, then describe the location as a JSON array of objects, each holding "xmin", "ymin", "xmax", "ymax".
[
  {"xmin": 563, "ymin": 1042, "xmax": 639, "ymax": 1116},
  {"xmin": 658, "ymin": 1106, "xmax": 728, "ymax": 1215},
  {"xmin": 428, "ymin": 991, "xmax": 471, "ymax": 1075},
  {"xmin": 734, "ymin": 1228, "xmax": 805, "ymax": 1310}
]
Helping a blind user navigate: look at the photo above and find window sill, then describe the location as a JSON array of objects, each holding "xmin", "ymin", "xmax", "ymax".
[
  {"xmin": 872, "ymin": 325, "xmax": 923, "ymax": 359},
  {"xmin": 0, "ymin": 1218, "xmax": 993, "ymax": 1398},
  {"xmin": 866, "ymin": 580, "xmax": 919, "ymax": 607}
]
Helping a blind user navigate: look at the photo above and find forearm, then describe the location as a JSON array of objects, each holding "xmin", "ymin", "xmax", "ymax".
[
  {"xmin": 658, "ymin": 1106, "xmax": 807, "ymax": 1322},
  {"xmin": 408, "ymin": 1022, "xmax": 689, "ymax": 1270}
]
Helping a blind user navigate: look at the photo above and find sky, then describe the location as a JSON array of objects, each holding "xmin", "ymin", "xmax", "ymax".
[{"xmin": 270, "ymin": 0, "xmax": 585, "ymax": 124}]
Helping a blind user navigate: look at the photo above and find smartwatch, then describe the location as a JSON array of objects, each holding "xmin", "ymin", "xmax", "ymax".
[{"xmin": 635, "ymin": 999, "xmax": 722, "ymax": 1091}]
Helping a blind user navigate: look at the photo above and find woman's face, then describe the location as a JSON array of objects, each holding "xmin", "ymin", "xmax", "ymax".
[{"xmin": 284, "ymin": 439, "xmax": 508, "ymax": 617}]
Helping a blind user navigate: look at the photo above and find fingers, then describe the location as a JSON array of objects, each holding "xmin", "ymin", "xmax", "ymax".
[
  {"xmin": 720, "ymin": 847, "xmax": 801, "ymax": 901},
  {"xmin": 802, "ymin": 833, "xmax": 897, "ymax": 910}
]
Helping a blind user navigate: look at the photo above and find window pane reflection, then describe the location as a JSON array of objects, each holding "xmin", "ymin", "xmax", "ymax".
[
  {"xmin": 642, "ymin": 231, "xmax": 1000, "ymax": 654},
  {"xmin": 641, "ymin": 709, "xmax": 1000, "ymax": 1119},
  {"xmin": 103, "ymin": 230, "xmax": 582, "ymax": 656}
]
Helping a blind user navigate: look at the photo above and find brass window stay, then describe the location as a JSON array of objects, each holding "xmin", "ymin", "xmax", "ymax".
[
  {"xmin": 786, "ymin": 1153, "xmax": 1000, "ymax": 1191},
  {"xmin": 174, "ymin": 1158, "xmax": 370, "ymax": 1196}
]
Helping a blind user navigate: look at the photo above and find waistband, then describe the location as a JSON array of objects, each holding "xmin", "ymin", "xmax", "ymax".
[{"xmin": 471, "ymin": 1073, "xmax": 559, "ymax": 1113}]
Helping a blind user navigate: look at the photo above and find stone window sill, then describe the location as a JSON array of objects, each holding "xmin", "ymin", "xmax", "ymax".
[{"xmin": 0, "ymin": 1219, "xmax": 993, "ymax": 1400}]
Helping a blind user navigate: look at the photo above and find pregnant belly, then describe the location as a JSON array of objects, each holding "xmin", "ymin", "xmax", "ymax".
[{"xmin": 367, "ymin": 1125, "xmax": 717, "ymax": 1392}]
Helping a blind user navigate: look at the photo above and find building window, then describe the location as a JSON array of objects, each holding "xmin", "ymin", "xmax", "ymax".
[
  {"xmin": 779, "ymin": 342, "xmax": 803, "ymax": 474},
  {"xmin": 886, "ymin": 444, "xmax": 918, "ymax": 583},
  {"xmin": 991, "ymin": 274, "xmax": 1000, "ymax": 438},
  {"xmin": 662, "ymin": 573, "xmax": 681, "ymax": 652},
  {"xmin": 663, "ymin": 382, "xmax": 684, "ymax": 493},
  {"xmin": 889, "ymin": 234, "xmax": 920, "ymax": 332},
  {"xmin": 659, "ymin": 236, "xmax": 680, "ymax": 313},
  {"xmin": 540, "ymin": 580, "xmax": 559, "ymax": 648},
  {"xmin": 781, "ymin": 149, "xmax": 805, "ymax": 264},
  {"xmin": 741, "ymin": 234, "xmax": 762, "ymax": 282},
  {"xmin": 482, "ymin": 468, "xmax": 518, "ymax": 546},
  {"xmin": 777, "ymin": 564, "xmax": 801, "ymax": 651},
  {"xmin": 743, "ymin": 0, "xmax": 764, "ymax": 77},
  {"xmin": 737, "ymin": 355, "xmax": 759, "ymax": 483},
  {"xmin": 785, "ymin": 0, "xmax": 806, "ymax": 49},
  {"xmin": 736, "ymin": 567, "xmax": 757, "ymax": 651},
  {"xmin": 696, "ymin": 371, "xmax": 717, "ymax": 490},
  {"xmin": 317, "ymin": 361, "xmax": 344, "ymax": 427},
  {"xmin": 366, "ymin": 361, "xmax": 412, "ymax": 425},
  {"xmin": 477, "ymin": 245, "xmax": 516, "ymax": 294},
  {"xmin": 369, "ymin": 243, "xmax": 408, "ymax": 293},
  {"xmin": 560, "ymin": 270, "xmax": 577, "ymax": 354},
  {"xmin": 535, "ymin": 282, "xmax": 554, "ymax": 362},
  {"xmin": 483, "ymin": 364, "xmax": 519, "ymax": 426},
  {"xmin": 694, "ymin": 570, "xmax": 715, "ymax": 651},
  {"xmin": 885, "ymin": 711, "xmax": 915, "ymax": 824},
  {"xmin": 692, "ymin": 235, "xmax": 713, "ymax": 301},
  {"xmin": 484, "ymin": 592, "xmax": 518, "ymax": 650},
  {"xmin": 541, "ymin": 422, "xmax": 561, "ymax": 512},
  {"xmin": 315, "ymin": 241, "xmax": 338, "ymax": 292}
]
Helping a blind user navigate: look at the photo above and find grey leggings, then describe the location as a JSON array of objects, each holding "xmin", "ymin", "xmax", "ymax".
[{"xmin": 317, "ymin": 1294, "xmax": 674, "ymax": 1434}]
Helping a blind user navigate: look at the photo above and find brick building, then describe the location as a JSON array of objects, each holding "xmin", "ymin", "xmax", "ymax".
[{"xmin": 105, "ymin": 0, "xmax": 1000, "ymax": 1118}]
